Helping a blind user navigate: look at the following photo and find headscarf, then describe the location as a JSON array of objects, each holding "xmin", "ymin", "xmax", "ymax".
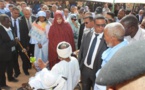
[
  {"xmin": 36, "ymin": 11, "xmax": 46, "ymax": 17},
  {"xmin": 52, "ymin": 10, "xmax": 65, "ymax": 25},
  {"xmin": 48, "ymin": 11, "xmax": 75, "ymax": 69}
]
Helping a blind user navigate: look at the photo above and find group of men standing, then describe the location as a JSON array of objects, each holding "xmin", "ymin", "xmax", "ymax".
[
  {"xmin": 0, "ymin": 0, "xmax": 145, "ymax": 90},
  {"xmin": 0, "ymin": 1, "xmax": 36, "ymax": 89}
]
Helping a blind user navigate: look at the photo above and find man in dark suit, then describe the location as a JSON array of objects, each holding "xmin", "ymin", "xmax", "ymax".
[
  {"xmin": 0, "ymin": 14, "xmax": 18, "ymax": 89},
  {"xmin": 11, "ymin": 7, "xmax": 31, "ymax": 77},
  {"xmin": 5, "ymin": 4, "xmax": 14, "ymax": 17},
  {"xmin": 20, "ymin": 7, "xmax": 36, "ymax": 70},
  {"xmin": 78, "ymin": 13, "xmax": 93, "ymax": 49},
  {"xmin": 78, "ymin": 15, "xmax": 107, "ymax": 90},
  {"xmin": 136, "ymin": 9, "xmax": 144, "ymax": 24},
  {"xmin": 50, "ymin": 5, "xmax": 58, "ymax": 18},
  {"xmin": 20, "ymin": 7, "xmax": 36, "ymax": 56},
  {"xmin": 10, "ymin": 7, "xmax": 21, "ymax": 78}
]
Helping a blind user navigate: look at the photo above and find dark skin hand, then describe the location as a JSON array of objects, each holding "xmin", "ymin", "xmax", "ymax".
[{"xmin": 38, "ymin": 43, "xmax": 42, "ymax": 48}]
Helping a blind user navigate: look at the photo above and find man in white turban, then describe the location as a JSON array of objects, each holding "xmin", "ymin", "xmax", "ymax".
[{"xmin": 24, "ymin": 41, "xmax": 80, "ymax": 90}]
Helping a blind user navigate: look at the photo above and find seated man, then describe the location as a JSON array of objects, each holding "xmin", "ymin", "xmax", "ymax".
[
  {"xmin": 19, "ymin": 41, "xmax": 80, "ymax": 90},
  {"xmin": 95, "ymin": 40, "xmax": 145, "ymax": 90}
]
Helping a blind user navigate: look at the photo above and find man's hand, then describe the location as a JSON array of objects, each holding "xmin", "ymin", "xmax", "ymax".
[
  {"xmin": 38, "ymin": 59, "xmax": 46, "ymax": 69},
  {"xmin": 22, "ymin": 48, "xmax": 27, "ymax": 53},
  {"xmin": 74, "ymin": 50, "xmax": 79, "ymax": 56},
  {"xmin": 15, "ymin": 37, "xmax": 19, "ymax": 43}
]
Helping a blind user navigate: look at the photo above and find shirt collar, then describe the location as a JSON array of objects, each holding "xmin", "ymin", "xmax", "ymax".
[
  {"xmin": 133, "ymin": 27, "xmax": 142, "ymax": 40},
  {"xmin": 11, "ymin": 17, "xmax": 18, "ymax": 21},
  {"xmin": 1, "ymin": 25, "xmax": 12, "ymax": 31}
]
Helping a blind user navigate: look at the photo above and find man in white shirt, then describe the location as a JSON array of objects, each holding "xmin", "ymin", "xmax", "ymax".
[
  {"xmin": 78, "ymin": 15, "xmax": 107, "ymax": 90},
  {"xmin": 120, "ymin": 15, "xmax": 145, "ymax": 44},
  {"xmin": 20, "ymin": 41, "xmax": 80, "ymax": 90}
]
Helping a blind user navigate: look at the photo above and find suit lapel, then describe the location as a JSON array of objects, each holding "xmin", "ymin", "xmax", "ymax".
[
  {"xmin": 0, "ymin": 26, "xmax": 12, "ymax": 40},
  {"xmin": 85, "ymin": 31, "xmax": 93, "ymax": 53},
  {"xmin": 97, "ymin": 35, "xmax": 106, "ymax": 54}
]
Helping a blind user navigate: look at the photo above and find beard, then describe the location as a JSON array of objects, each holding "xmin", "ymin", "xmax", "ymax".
[{"xmin": 107, "ymin": 42, "xmax": 113, "ymax": 48}]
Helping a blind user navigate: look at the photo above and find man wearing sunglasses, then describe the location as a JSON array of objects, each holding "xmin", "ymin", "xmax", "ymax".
[{"xmin": 78, "ymin": 15, "xmax": 107, "ymax": 90}]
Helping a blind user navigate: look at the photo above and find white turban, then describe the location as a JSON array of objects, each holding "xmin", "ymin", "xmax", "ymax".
[
  {"xmin": 37, "ymin": 11, "xmax": 46, "ymax": 17},
  {"xmin": 57, "ymin": 41, "xmax": 72, "ymax": 58}
]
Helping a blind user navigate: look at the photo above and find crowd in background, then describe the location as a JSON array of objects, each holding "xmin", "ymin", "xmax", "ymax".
[{"xmin": 0, "ymin": 0, "xmax": 145, "ymax": 89}]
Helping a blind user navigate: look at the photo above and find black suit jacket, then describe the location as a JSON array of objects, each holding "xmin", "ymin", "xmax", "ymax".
[
  {"xmin": 19, "ymin": 16, "xmax": 36, "ymax": 48},
  {"xmin": 78, "ymin": 23, "xmax": 85, "ymax": 49},
  {"xmin": 78, "ymin": 30, "xmax": 107, "ymax": 73},
  {"xmin": 0, "ymin": 25, "xmax": 16, "ymax": 62},
  {"xmin": 136, "ymin": 14, "xmax": 143, "ymax": 24},
  {"xmin": 6, "ymin": 12, "xmax": 11, "ymax": 17},
  {"xmin": 51, "ymin": 12, "xmax": 54, "ymax": 18}
]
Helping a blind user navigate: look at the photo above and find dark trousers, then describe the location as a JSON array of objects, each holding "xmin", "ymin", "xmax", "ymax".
[
  {"xmin": 28, "ymin": 44, "xmax": 34, "ymax": 57},
  {"xmin": 19, "ymin": 50, "xmax": 30, "ymax": 73},
  {"xmin": 81, "ymin": 65, "xmax": 96, "ymax": 90},
  {"xmin": 0, "ymin": 61, "xmax": 8, "ymax": 86},
  {"xmin": 7, "ymin": 51, "xmax": 19, "ymax": 80},
  {"xmin": 13, "ymin": 51, "xmax": 20, "ymax": 75}
]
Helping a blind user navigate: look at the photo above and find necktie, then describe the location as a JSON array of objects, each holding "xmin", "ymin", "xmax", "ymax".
[
  {"xmin": 14, "ymin": 19, "xmax": 17, "ymax": 37},
  {"xmin": 27, "ymin": 19, "xmax": 31, "ymax": 30},
  {"xmin": 87, "ymin": 34, "xmax": 99, "ymax": 65}
]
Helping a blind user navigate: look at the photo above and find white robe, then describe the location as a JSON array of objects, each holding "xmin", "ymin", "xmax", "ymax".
[
  {"xmin": 29, "ymin": 21, "xmax": 51, "ymax": 71},
  {"xmin": 29, "ymin": 57, "xmax": 80, "ymax": 90}
]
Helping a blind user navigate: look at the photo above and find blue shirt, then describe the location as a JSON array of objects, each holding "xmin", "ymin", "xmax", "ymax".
[
  {"xmin": 101, "ymin": 39, "xmax": 128, "ymax": 67},
  {"xmin": 0, "ymin": 9, "xmax": 6, "ymax": 14},
  {"xmin": 94, "ymin": 40, "xmax": 128, "ymax": 90}
]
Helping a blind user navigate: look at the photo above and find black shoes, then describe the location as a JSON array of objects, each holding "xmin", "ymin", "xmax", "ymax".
[
  {"xmin": 14, "ymin": 72, "xmax": 21, "ymax": 78},
  {"xmin": 1, "ymin": 85, "xmax": 11, "ymax": 90},
  {"xmin": 8, "ymin": 77, "xmax": 18, "ymax": 82},
  {"xmin": 24, "ymin": 71, "xmax": 30, "ymax": 76}
]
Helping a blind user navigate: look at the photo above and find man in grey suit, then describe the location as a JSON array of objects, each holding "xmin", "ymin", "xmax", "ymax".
[{"xmin": 78, "ymin": 15, "xmax": 107, "ymax": 90}]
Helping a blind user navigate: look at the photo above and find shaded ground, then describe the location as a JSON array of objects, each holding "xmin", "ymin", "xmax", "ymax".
[{"xmin": 4, "ymin": 57, "xmax": 36, "ymax": 90}]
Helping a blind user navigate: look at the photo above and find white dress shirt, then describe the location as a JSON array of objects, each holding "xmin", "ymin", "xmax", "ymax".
[
  {"xmin": 25, "ymin": 17, "xmax": 32, "ymax": 30},
  {"xmin": 11, "ymin": 17, "xmax": 20, "ymax": 40},
  {"xmin": 125, "ymin": 27, "xmax": 145, "ymax": 44},
  {"xmin": 84, "ymin": 30, "xmax": 103, "ymax": 69}
]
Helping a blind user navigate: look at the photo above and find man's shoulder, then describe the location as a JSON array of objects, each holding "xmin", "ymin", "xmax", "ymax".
[{"xmin": 83, "ymin": 30, "xmax": 93, "ymax": 36}]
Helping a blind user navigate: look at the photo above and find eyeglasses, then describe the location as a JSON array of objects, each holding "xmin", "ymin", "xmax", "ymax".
[
  {"xmin": 84, "ymin": 22, "xmax": 88, "ymax": 24},
  {"xmin": 95, "ymin": 24, "xmax": 106, "ymax": 27}
]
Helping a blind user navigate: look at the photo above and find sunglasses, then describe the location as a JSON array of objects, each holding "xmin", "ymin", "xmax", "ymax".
[
  {"xmin": 96, "ymin": 24, "xmax": 106, "ymax": 27},
  {"xmin": 71, "ymin": 19, "xmax": 77, "ymax": 21}
]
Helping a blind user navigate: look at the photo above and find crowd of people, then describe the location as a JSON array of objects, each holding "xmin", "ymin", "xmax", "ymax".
[{"xmin": 0, "ymin": 0, "xmax": 145, "ymax": 90}]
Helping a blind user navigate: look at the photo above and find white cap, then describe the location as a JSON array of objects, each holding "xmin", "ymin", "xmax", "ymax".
[
  {"xmin": 57, "ymin": 41, "xmax": 72, "ymax": 58},
  {"xmin": 37, "ymin": 11, "xmax": 46, "ymax": 17}
]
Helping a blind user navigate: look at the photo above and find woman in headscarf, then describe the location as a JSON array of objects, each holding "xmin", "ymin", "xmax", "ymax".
[
  {"xmin": 48, "ymin": 11, "xmax": 75, "ymax": 69},
  {"xmin": 67, "ymin": 14, "xmax": 80, "ymax": 49},
  {"xmin": 29, "ymin": 11, "xmax": 51, "ymax": 71}
]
